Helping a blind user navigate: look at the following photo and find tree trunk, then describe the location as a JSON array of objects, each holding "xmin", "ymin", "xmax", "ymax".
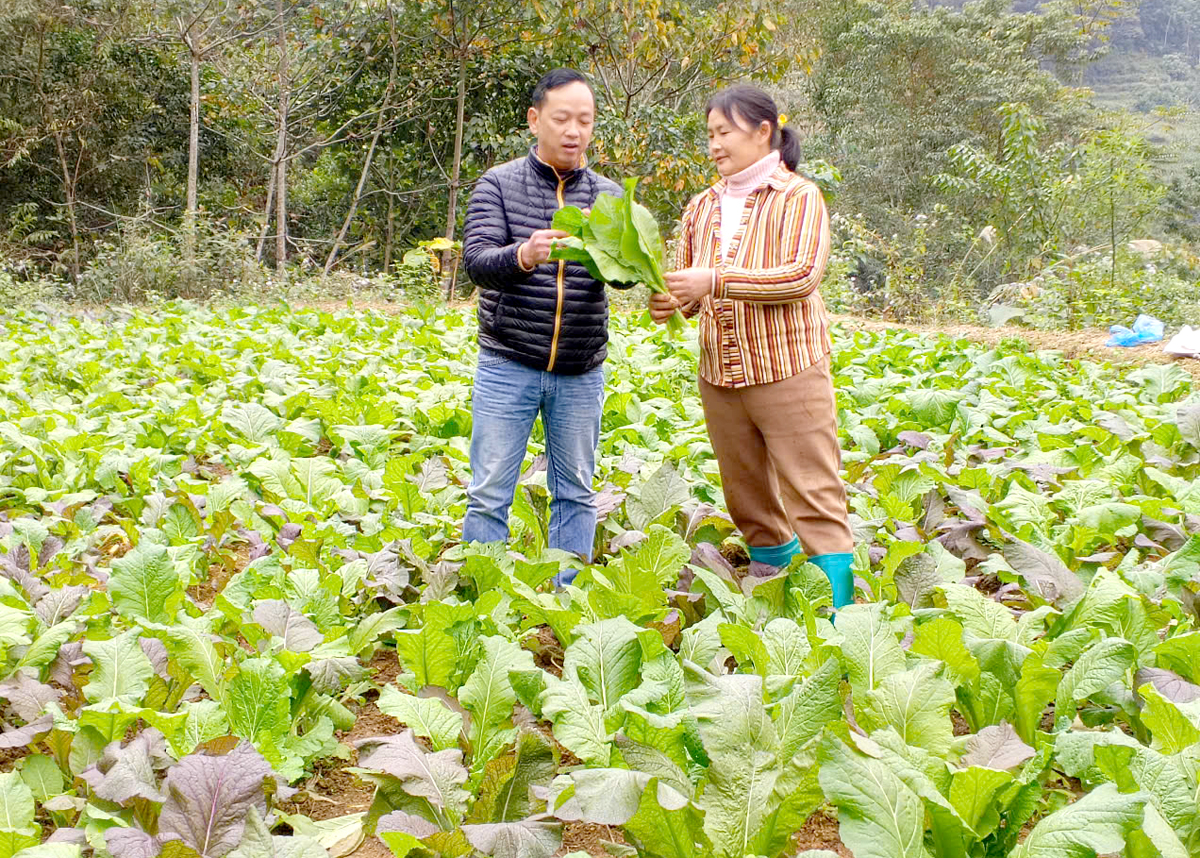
[
  {"xmin": 39, "ymin": 25, "xmax": 79, "ymax": 282},
  {"xmin": 275, "ymin": 0, "xmax": 289, "ymax": 273},
  {"xmin": 1109, "ymin": 156, "xmax": 1117, "ymax": 293},
  {"xmin": 324, "ymin": 129, "xmax": 381, "ymax": 274},
  {"xmin": 324, "ymin": 42, "xmax": 396, "ymax": 274},
  {"xmin": 442, "ymin": 49, "xmax": 467, "ymax": 293},
  {"xmin": 184, "ymin": 44, "xmax": 201, "ymax": 267},
  {"xmin": 384, "ymin": 192, "xmax": 395, "ymax": 275},
  {"xmin": 383, "ymin": 151, "xmax": 395, "ymax": 274},
  {"xmin": 255, "ymin": 150, "xmax": 277, "ymax": 263},
  {"xmin": 275, "ymin": 129, "xmax": 288, "ymax": 272},
  {"xmin": 54, "ymin": 131, "xmax": 80, "ymax": 282}
]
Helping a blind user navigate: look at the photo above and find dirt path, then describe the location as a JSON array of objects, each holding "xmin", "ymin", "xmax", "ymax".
[{"xmin": 302, "ymin": 300, "xmax": 1200, "ymax": 383}]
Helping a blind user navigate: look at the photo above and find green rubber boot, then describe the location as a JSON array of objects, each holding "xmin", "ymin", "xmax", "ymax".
[
  {"xmin": 809, "ymin": 552, "xmax": 854, "ymax": 610},
  {"xmin": 747, "ymin": 536, "xmax": 800, "ymax": 568}
]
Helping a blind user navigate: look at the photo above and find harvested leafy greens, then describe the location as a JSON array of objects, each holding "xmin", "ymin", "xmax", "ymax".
[{"xmin": 550, "ymin": 177, "xmax": 686, "ymax": 334}]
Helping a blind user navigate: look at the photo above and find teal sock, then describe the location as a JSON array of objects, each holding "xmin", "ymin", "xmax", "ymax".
[
  {"xmin": 809, "ymin": 552, "xmax": 855, "ymax": 609},
  {"xmin": 748, "ymin": 536, "xmax": 800, "ymax": 568}
]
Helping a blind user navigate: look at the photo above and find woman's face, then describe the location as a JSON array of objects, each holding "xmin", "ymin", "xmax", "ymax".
[{"xmin": 707, "ymin": 107, "xmax": 772, "ymax": 177}]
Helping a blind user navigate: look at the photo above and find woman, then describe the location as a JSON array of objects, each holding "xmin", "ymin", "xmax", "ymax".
[{"xmin": 650, "ymin": 84, "xmax": 855, "ymax": 610}]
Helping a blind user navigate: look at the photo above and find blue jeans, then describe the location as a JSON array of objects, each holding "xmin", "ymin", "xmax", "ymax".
[{"xmin": 463, "ymin": 348, "xmax": 604, "ymax": 563}]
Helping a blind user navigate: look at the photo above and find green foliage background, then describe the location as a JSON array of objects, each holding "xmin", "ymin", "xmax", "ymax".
[{"xmin": 0, "ymin": 0, "xmax": 1196, "ymax": 324}]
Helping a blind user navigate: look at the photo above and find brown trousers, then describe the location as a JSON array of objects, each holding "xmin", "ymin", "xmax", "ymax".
[{"xmin": 699, "ymin": 356, "xmax": 854, "ymax": 556}]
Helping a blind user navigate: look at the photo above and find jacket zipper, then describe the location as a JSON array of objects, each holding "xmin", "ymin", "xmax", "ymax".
[{"xmin": 545, "ymin": 173, "xmax": 567, "ymax": 372}]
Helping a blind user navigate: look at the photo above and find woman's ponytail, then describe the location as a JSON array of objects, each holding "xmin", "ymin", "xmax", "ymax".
[{"xmin": 778, "ymin": 126, "xmax": 802, "ymax": 172}]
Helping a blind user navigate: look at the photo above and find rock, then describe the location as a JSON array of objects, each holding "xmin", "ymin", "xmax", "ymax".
[{"xmin": 1127, "ymin": 239, "xmax": 1163, "ymax": 256}]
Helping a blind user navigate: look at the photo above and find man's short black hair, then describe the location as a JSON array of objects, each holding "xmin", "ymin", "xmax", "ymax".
[{"xmin": 531, "ymin": 68, "xmax": 592, "ymax": 107}]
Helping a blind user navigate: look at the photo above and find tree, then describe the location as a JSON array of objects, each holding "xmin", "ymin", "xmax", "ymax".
[
  {"xmin": 1139, "ymin": 0, "xmax": 1200, "ymax": 62},
  {"xmin": 167, "ymin": 0, "xmax": 277, "ymax": 267},
  {"xmin": 1073, "ymin": 119, "xmax": 1166, "ymax": 279},
  {"xmin": 546, "ymin": 0, "xmax": 798, "ymax": 219},
  {"xmin": 417, "ymin": 0, "xmax": 536, "ymax": 266},
  {"xmin": 1163, "ymin": 164, "xmax": 1200, "ymax": 243},
  {"xmin": 936, "ymin": 103, "xmax": 1164, "ymax": 285},
  {"xmin": 213, "ymin": 0, "xmax": 382, "ymax": 271},
  {"xmin": 323, "ymin": 6, "xmax": 400, "ymax": 274},
  {"xmin": 0, "ymin": 0, "xmax": 166, "ymax": 279},
  {"xmin": 805, "ymin": 0, "xmax": 1092, "ymax": 223}
]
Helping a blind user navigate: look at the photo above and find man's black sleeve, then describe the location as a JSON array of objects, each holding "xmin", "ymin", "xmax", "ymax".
[{"xmin": 462, "ymin": 171, "xmax": 528, "ymax": 290}]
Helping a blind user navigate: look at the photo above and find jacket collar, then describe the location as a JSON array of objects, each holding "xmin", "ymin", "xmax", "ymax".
[
  {"xmin": 528, "ymin": 146, "xmax": 589, "ymax": 185},
  {"xmin": 706, "ymin": 161, "xmax": 794, "ymax": 199}
]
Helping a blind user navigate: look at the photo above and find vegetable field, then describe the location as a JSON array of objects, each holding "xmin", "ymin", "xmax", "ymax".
[{"xmin": 1, "ymin": 303, "xmax": 1199, "ymax": 858}]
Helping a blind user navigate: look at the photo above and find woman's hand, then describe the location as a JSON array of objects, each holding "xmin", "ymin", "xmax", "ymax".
[
  {"xmin": 665, "ymin": 267, "xmax": 714, "ymax": 305},
  {"xmin": 648, "ymin": 292, "xmax": 679, "ymax": 325}
]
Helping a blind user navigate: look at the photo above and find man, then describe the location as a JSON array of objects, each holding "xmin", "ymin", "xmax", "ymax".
[{"xmin": 461, "ymin": 68, "xmax": 620, "ymax": 583}]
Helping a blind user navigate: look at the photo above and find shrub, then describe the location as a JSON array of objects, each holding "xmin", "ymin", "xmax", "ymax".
[
  {"xmin": 71, "ymin": 220, "xmax": 264, "ymax": 303},
  {"xmin": 0, "ymin": 254, "xmax": 59, "ymax": 305},
  {"xmin": 822, "ymin": 210, "xmax": 976, "ymax": 322},
  {"xmin": 988, "ymin": 246, "xmax": 1200, "ymax": 330}
]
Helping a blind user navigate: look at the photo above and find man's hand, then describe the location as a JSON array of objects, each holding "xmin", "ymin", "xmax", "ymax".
[
  {"xmin": 519, "ymin": 229, "xmax": 570, "ymax": 268},
  {"xmin": 648, "ymin": 292, "xmax": 679, "ymax": 325},
  {"xmin": 666, "ymin": 267, "xmax": 715, "ymax": 305}
]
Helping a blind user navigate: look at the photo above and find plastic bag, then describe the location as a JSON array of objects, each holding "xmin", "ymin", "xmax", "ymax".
[
  {"xmin": 1132, "ymin": 314, "xmax": 1164, "ymax": 343},
  {"xmin": 1164, "ymin": 325, "xmax": 1200, "ymax": 358},
  {"xmin": 1107, "ymin": 314, "xmax": 1164, "ymax": 347},
  {"xmin": 1107, "ymin": 325, "xmax": 1139, "ymax": 347}
]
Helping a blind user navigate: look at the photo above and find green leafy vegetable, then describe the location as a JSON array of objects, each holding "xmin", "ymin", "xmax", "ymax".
[{"xmin": 551, "ymin": 178, "xmax": 685, "ymax": 334}]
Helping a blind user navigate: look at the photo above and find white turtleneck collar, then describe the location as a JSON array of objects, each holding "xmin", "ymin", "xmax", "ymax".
[{"xmin": 720, "ymin": 150, "xmax": 781, "ymax": 258}]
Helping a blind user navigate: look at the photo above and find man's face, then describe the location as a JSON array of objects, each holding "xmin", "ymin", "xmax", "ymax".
[{"xmin": 528, "ymin": 81, "xmax": 595, "ymax": 171}]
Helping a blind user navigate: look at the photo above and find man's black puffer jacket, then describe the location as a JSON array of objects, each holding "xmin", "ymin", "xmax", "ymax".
[{"xmin": 463, "ymin": 149, "xmax": 621, "ymax": 375}]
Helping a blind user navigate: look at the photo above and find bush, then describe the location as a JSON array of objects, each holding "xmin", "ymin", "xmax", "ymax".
[
  {"xmin": 238, "ymin": 238, "xmax": 464, "ymax": 306},
  {"xmin": 821, "ymin": 210, "xmax": 976, "ymax": 323},
  {"xmin": 0, "ymin": 255, "xmax": 59, "ymax": 306},
  {"xmin": 391, "ymin": 245, "xmax": 444, "ymax": 300},
  {"xmin": 71, "ymin": 220, "xmax": 264, "ymax": 303},
  {"xmin": 989, "ymin": 246, "xmax": 1200, "ymax": 330}
]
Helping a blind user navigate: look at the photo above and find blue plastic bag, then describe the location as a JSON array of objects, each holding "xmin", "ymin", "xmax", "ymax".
[
  {"xmin": 1107, "ymin": 325, "xmax": 1139, "ymax": 347},
  {"xmin": 1107, "ymin": 314, "xmax": 1164, "ymax": 347},
  {"xmin": 1132, "ymin": 314, "xmax": 1164, "ymax": 343}
]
